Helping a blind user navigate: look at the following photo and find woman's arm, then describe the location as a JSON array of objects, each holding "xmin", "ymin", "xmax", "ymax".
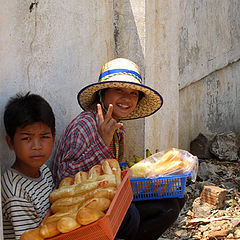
[{"xmin": 52, "ymin": 112, "xmax": 114, "ymax": 183}]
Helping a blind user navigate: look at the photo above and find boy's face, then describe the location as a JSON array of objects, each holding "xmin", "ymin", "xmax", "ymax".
[
  {"xmin": 103, "ymin": 87, "xmax": 139, "ymax": 120},
  {"xmin": 6, "ymin": 122, "xmax": 55, "ymax": 178}
]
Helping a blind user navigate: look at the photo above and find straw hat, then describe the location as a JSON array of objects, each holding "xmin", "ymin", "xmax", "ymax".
[{"xmin": 77, "ymin": 58, "xmax": 163, "ymax": 120}]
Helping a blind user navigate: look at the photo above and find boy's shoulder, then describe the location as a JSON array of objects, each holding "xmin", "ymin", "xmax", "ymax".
[
  {"xmin": 1, "ymin": 164, "xmax": 52, "ymax": 200},
  {"xmin": 1, "ymin": 168, "xmax": 25, "ymax": 199}
]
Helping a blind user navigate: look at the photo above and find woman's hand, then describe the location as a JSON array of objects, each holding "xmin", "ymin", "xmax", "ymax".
[{"xmin": 97, "ymin": 104, "xmax": 123, "ymax": 147}]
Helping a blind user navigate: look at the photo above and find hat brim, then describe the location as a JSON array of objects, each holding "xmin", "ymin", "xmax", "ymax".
[{"xmin": 77, "ymin": 81, "xmax": 163, "ymax": 120}]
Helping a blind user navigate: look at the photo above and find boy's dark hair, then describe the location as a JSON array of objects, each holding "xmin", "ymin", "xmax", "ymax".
[{"xmin": 4, "ymin": 92, "xmax": 56, "ymax": 141}]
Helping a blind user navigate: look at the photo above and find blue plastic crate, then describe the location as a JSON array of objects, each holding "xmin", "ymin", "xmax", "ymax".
[{"xmin": 120, "ymin": 162, "xmax": 190, "ymax": 201}]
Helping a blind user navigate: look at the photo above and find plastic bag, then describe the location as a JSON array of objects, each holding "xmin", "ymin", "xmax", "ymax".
[{"xmin": 129, "ymin": 148, "xmax": 198, "ymax": 182}]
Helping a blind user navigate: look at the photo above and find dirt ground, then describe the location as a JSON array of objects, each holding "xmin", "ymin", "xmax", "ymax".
[{"xmin": 160, "ymin": 159, "xmax": 240, "ymax": 240}]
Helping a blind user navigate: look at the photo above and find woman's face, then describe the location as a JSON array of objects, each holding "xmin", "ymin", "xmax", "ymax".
[{"xmin": 102, "ymin": 87, "xmax": 139, "ymax": 120}]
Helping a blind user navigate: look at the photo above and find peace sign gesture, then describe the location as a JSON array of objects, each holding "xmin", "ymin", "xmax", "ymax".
[{"xmin": 97, "ymin": 104, "xmax": 123, "ymax": 147}]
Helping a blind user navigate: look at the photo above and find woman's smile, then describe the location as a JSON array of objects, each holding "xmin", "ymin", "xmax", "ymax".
[{"xmin": 103, "ymin": 88, "xmax": 139, "ymax": 120}]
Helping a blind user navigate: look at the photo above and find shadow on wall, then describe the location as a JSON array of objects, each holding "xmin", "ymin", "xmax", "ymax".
[
  {"xmin": 113, "ymin": 0, "xmax": 145, "ymax": 72},
  {"xmin": 113, "ymin": 0, "xmax": 146, "ymax": 160}
]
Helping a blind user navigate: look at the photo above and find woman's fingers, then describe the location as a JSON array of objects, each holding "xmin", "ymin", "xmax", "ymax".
[
  {"xmin": 97, "ymin": 104, "xmax": 104, "ymax": 124},
  {"xmin": 108, "ymin": 119, "xmax": 123, "ymax": 132},
  {"xmin": 104, "ymin": 104, "xmax": 113, "ymax": 122},
  {"xmin": 97, "ymin": 104, "xmax": 123, "ymax": 146},
  {"xmin": 97, "ymin": 104, "xmax": 114, "ymax": 125}
]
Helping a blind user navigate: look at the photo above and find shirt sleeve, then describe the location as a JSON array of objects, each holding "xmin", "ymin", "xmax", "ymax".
[
  {"xmin": 3, "ymin": 197, "xmax": 41, "ymax": 240},
  {"xmin": 54, "ymin": 113, "xmax": 114, "ymax": 182}
]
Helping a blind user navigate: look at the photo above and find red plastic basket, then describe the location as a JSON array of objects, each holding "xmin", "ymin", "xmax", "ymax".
[{"xmin": 47, "ymin": 170, "xmax": 132, "ymax": 240}]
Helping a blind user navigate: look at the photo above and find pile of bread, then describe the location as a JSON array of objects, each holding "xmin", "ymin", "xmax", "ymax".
[
  {"xmin": 20, "ymin": 159, "xmax": 121, "ymax": 240},
  {"xmin": 130, "ymin": 148, "xmax": 195, "ymax": 178}
]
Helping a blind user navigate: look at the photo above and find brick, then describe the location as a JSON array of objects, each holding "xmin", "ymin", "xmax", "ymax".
[
  {"xmin": 209, "ymin": 229, "xmax": 230, "ymax": 238},
  {"xmin": 200, "ymin": 185, "xmax": 227, "ymax": 208}
]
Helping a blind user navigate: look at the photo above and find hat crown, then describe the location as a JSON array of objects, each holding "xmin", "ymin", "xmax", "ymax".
[
  {"xmin": 99, "ymin": 58, "xmax": 142, "ymax": 84},
  {"xmin": 100, "ymin": 58, "xmax": 141, "ymax": 75}
]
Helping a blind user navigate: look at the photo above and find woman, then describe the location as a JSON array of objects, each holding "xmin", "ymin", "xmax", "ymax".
[{"xmin": 52, "ymin": 58, "xmax": 184, "ymax": 240}]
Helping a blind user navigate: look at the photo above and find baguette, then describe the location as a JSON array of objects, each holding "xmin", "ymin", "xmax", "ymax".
[
  {"xmin": 151, "ymin": 159, "xmax": 184, "ymax": 176},
  {"xmin": 51, "ymin": 202, "xmax": 82, "ymax": 214},
  {"xmin": 50, "ymin": 174, "xmax": 116, "ymax": 203},
  {"xmin": 51, "ymin": 187, "xmax": 116, "ymax": 213},
  {"xmin": 76, "ymin": 207, "xmax": 105, "ymax": 225},
  {"xmin": 156, "ymin": 149, "xmax": 182, "ymax": 165},
  {"xmin": 88, "ymin": 165, "xmax": 102, "ymax": 179},
  {"xmin": 83, "ymin": 197, "xmax": 111, "ymax": 211},
  {"xmin": 44, "ymin": 210, "xmax": 78, "ymax": 224},
  {"xmin": 102, "ymin": 160, "xmax": 113, "ymax": 174},
  {"xmin": 151, "ymin": 150, "xmax": 184, "ymax": 176},
  {"xmin": 51, "ymin": 195, "xmax": 86, "ymax": 213},
  {"xmin": 58, "ymin": 177, "xmax": 73, "ymax": 188},
  {"xmin": 20, "ymin": 228, "xmax": 44, "ymax": 240},
  {"xmin": 90, "ymin": 187, "xmax": 116, "ymax": 200},
  {"xmin": 57, "ymin": 216, "xmax": 81, "ymax": 233},
  {"xmin": 73, "ymin": 171, "xmax": 88, "ymax": 184},
  {"xmin": 102, "ymin": 159, "xmax": 121, "ymax": 186},
  {"xmin": 39, "ymin": 221, "xmax": 60, "ymax": 238}
]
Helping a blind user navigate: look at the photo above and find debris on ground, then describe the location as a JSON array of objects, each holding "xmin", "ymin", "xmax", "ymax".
[{"xmin": 161, "ymin": 158, "xmax": 240, "ymax": 240}]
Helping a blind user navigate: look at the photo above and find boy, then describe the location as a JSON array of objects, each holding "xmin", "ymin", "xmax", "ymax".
[{"xmin": 1, "ymin": 92, "xmax": 55, "ymax": 240}]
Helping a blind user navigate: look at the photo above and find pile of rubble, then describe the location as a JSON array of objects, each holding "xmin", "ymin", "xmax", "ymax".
[{"xmin": 160, "ymin": 131, "xmax": 240, "ymax": 240}]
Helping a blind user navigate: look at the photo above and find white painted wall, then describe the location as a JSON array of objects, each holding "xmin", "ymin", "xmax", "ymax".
[
  {"xmin": 145, "ymin": 0, "xmax": 180, "ymax": 153},
  {"xmin": 114, "ymin": 0, "xmax": 181, "ymax": 160},
  {"xmin": 0, "ymin": 1, "xmax": 114, "ymax": 235},
  {"xmin": 112, "ymin": 0, "xmax": 146, "ymax": 160},
  {"xmin": 178, "ymin": 0, "xmax": 240, "ymax": 150},
  {"xmin": 0, "ymin": 0, "xmax": 114, "ymax": 172},
  {"xmin": 0, "ymin": 0, "xmax": 240, "ymax": 237}
]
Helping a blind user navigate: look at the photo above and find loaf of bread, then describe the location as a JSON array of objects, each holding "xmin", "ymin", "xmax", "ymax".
[
  {"xmin": 76, "ymin": 207, "xmax": 105, "ymax": 225},
  {"xmin": 90, "ymin": 187, "xmax": 116, "ymax": 200},
  {"xmin": 22, "ymin": 159, "xmax": 122, "ymax": 239},
  {"xmin": 83, "ymin": 197, "xmax": 111, "ymax": 211},
  {"xmin": 57, "ymin": 216, "xmax": 81, "ymax": 233},
  {"xmin": 88, "ymin": 165, "xmax": 102, "ymax": 179},
  {"xmin": 151, "ymin": 149, "xmax": 184, "ymax": 176},
  {"xmin": 50, "ymin": 174, "xmax": 116, "ymax": 203},
  {"xmin": 51, "ymin": 195, "xmax": 86, "ymax": 213},
  {"xmin": 44, "ymin": 210, "xmax": 78, "ymax": 224},
  {"xmin": 102, "ymin": 158, "xmax": 121, "ymax": 186},
  {"xmin": 50, "ymin": 186, "xmax": 117, "ymax": 213},
  {"xmin": 20, "ymin": 228, "xmax": 44, "ymax": 240},
  {"xmin": 39, "ymin": 221, "xmax": 60, "ymax": 238},
  {"xmin": 130, "ymin": 149, "xmax": 186, "ymax": 178},
  {"xmin": 73, "ymin": 171, "xmax": 88, "ymax": 184},
  {"xmin": 152, "ymin": 158, "xmax": 184, "ymax": 176},
  {"xmin": 58, "ymin": 177, "xmax": 73, "ymax": 188}
]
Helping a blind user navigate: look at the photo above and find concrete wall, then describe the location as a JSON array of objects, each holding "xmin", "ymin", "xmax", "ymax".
[
  {"xmin": 145, "ymin": 0, "xmax": 180, "ymax": 153},
  {"xmin": 178, "ymin": 0, "xmax": 240, "ymax": 150},
  {"xmin": 0, "ymin": 0, "xmax": 115, "ymax": 172},
  {"xmin": 115, "ymin": 0, "xmax": 180, "ymax": 161},
  {"xmin": 0, "ymin": 1, "xmax": 114, "ymax": 236},
  {"xmin": 1, "ymin": 0, "xmax": 240, "ymax": 237},
  {"xmin": 112, "ymin": 0, "xmax": 146, "ymax": 159},
  {"xmin": 1, "ymin": 0, "xmax": 239, "ymax": 175}
]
